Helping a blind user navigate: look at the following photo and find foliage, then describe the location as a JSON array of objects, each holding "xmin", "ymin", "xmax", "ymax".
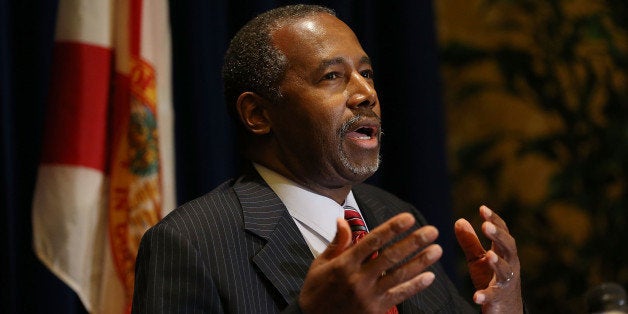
[{"xmin": 440, "ymin": 0, "xmax": 628, "ymax": 312}]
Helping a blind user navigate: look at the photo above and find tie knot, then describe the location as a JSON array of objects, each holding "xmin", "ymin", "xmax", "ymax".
[{"xmin": 343, "ymin": 205, "xmax": 367, "ymax": 233}]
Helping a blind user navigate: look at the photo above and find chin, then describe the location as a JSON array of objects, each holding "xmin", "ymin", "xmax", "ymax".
[{"xmin": 340, "ymin": 154, "xmax": 381, "ymax": 178}]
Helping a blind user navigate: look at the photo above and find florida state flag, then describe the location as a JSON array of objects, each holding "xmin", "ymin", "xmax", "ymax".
[{"xmin": 32, "ymin": 0, "xmax": 175, "ymax": 312}]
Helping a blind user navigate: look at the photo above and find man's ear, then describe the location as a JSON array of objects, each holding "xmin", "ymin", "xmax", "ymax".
[{"xmin": 235, "ymin": 92, "xmax": 272, "ymax": 135}]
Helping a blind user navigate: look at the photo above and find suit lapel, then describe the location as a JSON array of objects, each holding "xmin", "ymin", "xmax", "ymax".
[
  {"xmin": 233, "ymin": 175, "xmax": 455, "ymax": 312},
  {"xmin": 233, "ymin": 172, "xmax": 313, "ymax": 308},
  {"xmin": 354, "ymin": 188, "xmax": 395, "ymax": 230}
]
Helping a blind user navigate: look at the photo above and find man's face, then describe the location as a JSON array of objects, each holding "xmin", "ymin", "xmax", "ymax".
[{"xmin": 266, "ymin": 13, "xmax": 381, "ymax": 189}]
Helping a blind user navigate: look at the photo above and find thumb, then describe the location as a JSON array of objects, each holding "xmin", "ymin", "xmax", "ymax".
[
  {"xmin": 319, "ymin": 218, "xmax": 352, "ymax": 261},
  {"xmin": 454, "ymin": 218, "xmax": 485, "ymax": 261}
]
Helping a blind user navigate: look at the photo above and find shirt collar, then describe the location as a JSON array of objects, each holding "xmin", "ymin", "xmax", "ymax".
[{"xmin": 253, "ymin": 163, "xmax": 360, "ymax": 243}]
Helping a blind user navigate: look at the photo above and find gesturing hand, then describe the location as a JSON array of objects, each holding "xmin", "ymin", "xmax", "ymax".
[
  {"xmin": 454, "ymin": 205, "xmax": 523, "ymax": 313},
  {"xmin": 298, "ymin": 213, "xmax": 442, "ymax": 314}
]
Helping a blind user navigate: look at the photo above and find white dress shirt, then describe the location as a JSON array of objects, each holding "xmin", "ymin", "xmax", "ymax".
[{"xmin": 254, "ymin": 163, "xmax": 368, "ymax": 257}]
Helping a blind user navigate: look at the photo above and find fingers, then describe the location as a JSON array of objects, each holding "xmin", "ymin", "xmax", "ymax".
[
  {"xmin": 457, "ymin": 205, "xmax": 517, "ymax": 262},
  {"xmin": 346, "ymin": 213, "xmax": 442, "ymax": 297},
  {"xmin": 473, "ymin": 250, "xmax": 521, "ymax": 307},
  {"xmin": 465, "ymin": 206, "xmax": 523, "ymax": 311},
  {"xmin": 454, "ymin": 218, "xmax": 486, "ymax": 262},
  {"xmin": 350, "ymin": 213, "xmax": 416, "ymax": 262},
  {"xmin": 376, "ymin": 241, "xmax": 441, "ymax": 309},
  {"xmin": 377, "ymin": 244, "xmax": 442, "ymax": 290},
  {"xmin": 482, "ymin": 220, "xmax": 517, "ymax": 261},
  {"xmin": 484, "ymin": 250, "xmax": 515, "ymax": 286},
  {"xmin": 303, "ymin": 213, "xmax": 441, "ymax": 312},
  {"xmin": 361, "ymin": 223, "xmax": 441, "ymax": 295},
  {"xmin": 480, "ymin": 205, "xmax": 509, "ymax": 233},
  {"xmin": 468, "ymin": 206, "xmax": 519, "ymax": 267},
  {"xmin": 479, "ymin": 206, "xmax": 518, "ymax": 262},
  {"xmin": 385, "ymin": 271, "xmax": 436, "ymax": 306},
  {"xmin": 317, "ymin": 218, "xmax": 352, "ymax": 262},
  {"xmin": 367, "ymin": 225, "xmax": 439, "ymax": 275},
  {"xmin": 354, "ymin": 214, "xmax": 441, "ymax": 287}
]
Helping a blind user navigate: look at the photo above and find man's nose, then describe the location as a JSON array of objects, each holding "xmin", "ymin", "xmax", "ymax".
[{"xmin": 347, "ymin": 71, "xmax": 377, "ymax": 109}]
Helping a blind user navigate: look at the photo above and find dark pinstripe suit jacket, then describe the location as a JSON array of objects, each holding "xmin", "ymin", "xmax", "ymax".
[{"xmin": 132, "ymin": 171, "xmax": 476, "ymax": 313}]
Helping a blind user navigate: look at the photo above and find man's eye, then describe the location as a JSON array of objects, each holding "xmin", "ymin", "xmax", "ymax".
[
  {"xmin": 323, "ymin": 72, "xmax": 341, "ymax": 80},
  {"xmin": 361, "ymin": 70, "xmax": 374, "ymax": 79}
]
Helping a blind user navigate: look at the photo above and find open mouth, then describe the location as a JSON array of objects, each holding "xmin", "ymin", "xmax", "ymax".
[
  {"xmin": 340, "ymin": 115, "xmax": 381, "ymax": 149},
  {"xmin": 349, "ymin": 126, "xmax": 377, "ymax": 140},
  {"xmin": 345, "ymin": 123, "xmax": 379, "ymax": 147}
]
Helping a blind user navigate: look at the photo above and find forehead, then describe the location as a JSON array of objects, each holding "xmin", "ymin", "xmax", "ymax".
[{"xmin": 270, "ymin": 13, "xmax": 367, "ymax": 68}]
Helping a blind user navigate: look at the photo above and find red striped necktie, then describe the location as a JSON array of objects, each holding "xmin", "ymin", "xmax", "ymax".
[
  {"xmin": 343, "ymin": 205, "xmax": 369, "ymax": 244},
  {"xmin": 343, "ymin": 205, "xmax": 399, "ymax": 314}
]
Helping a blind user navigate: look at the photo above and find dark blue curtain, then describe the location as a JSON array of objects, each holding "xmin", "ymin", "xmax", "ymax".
[{"xmin": 1, "ymin": 0, "xmax": 455, "ymax": 312}]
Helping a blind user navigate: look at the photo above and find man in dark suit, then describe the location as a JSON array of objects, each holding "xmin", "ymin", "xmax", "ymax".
[{"xmin": 132, "ymin": 4, "xmax": 523, "ymax": 313}]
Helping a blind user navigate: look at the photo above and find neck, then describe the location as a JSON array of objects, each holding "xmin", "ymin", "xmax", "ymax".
[{"xmin": 252, "ymin": 162, "xmax": 352, "ymax": 205}]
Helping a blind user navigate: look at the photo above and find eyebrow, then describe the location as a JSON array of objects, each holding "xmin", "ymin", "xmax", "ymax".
[{"xmin": 317, "ymin": 56, "xmax": 372, "ymax": 72}]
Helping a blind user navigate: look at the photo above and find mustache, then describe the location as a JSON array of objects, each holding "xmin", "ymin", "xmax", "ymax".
[{"xmin": 339, "ymin": 112, "xmax": 383, "ymax": 137}]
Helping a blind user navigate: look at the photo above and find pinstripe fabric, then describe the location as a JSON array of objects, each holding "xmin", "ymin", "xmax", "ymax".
[{"xmin": 132, "ymin": 171, "xmax": 477, "ymax": 313}]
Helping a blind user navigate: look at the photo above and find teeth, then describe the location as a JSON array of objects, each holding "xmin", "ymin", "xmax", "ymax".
[{"xmin": 356, "ymin": 135, "xmax": 371, "ymax": 140}]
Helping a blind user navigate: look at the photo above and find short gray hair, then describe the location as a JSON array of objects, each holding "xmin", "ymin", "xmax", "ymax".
[{"xmin": 222, "ymin": 5, "xmax": 336, "ymax": 120}]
